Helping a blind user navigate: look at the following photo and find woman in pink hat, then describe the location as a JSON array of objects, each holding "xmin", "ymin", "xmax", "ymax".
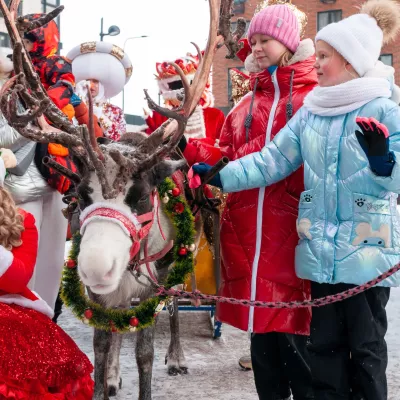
[{"xmin": 186, "ymin": 3, "xmax": 317, "ymax": 399}]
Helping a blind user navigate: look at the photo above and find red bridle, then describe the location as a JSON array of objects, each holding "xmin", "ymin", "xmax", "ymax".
[{"xmin": 79, "ymin": 191, "xmax": 173, "ymax": 283}]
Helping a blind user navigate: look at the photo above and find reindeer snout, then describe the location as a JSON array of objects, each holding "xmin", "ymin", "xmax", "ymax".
[{"xmin": 77, "ymin": 250, "xmax": 119, "ymax": 288}]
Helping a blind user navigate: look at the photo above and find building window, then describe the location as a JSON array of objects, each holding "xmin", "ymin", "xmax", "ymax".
[
  {"xmin": 1, "ymin": 0, "xmax": 22, "ymax": 16},
  {"xmin": 379, "ymin": 54, "xmax": 393, "ymax": 66},
  {"xmin": 0, "ymin": 33, "xmax": 10, "ymax": 47},
  {"xmin": 233, "ymin": 0, "xmax": 247, "ymax": 15},
  {"xmin": 317, "ymin": 10, "xmax": 342, "ymax": 31}
]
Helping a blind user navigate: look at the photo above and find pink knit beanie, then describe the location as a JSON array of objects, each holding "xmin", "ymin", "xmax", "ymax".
[{"xmin": 247, "ymin": 4, "xmax": 300, "ymax": 53}]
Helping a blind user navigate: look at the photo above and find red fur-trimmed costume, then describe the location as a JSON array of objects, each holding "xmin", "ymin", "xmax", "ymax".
[
  {"xmin": 0, "ymin": 208, "xmax": 94, "ymax": 399},
  {"xmin": 145, "ymin": 53, "xmax": 225, "ymax": 164},
  {"xmin": 145, "ymin": 52, "xmax": 225, "ymax": 295}
]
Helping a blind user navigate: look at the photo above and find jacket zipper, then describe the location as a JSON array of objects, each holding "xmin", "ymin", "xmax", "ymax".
[{"xmin": 248, "ymin": 70, "xmax": 281, "ymax": 333}]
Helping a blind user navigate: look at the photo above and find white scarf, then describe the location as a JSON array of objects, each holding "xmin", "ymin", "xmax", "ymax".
[{"xmin": 303, "ymin": 62, "xmax": 399, "ymax": 117}]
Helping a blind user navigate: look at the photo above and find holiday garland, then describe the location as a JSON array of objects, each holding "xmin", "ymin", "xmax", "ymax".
[{"xmin": 61, "ymin": 178, "xmax": 196, "ymax": 333}]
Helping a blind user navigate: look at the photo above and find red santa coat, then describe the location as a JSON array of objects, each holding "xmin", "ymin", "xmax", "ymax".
[
  {"xmin": 0, "ymin": 209, "xmax": 94, "ymax": 399},
  {"xmin": 146, "ymin": 107, "xmax": 225, "ymax": 164},
  {"xmin": 187, "ymin": 44, "xmax": 318, "ymax": 334},
  {"xmin": 0, "ymin": 209, "xmax": 54, "ymax": 317}
]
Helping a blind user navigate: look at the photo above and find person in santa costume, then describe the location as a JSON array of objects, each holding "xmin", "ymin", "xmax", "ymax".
[
  {"xmin": 0, "ymin": 151, "xmax": 94, "ymax": 400},
  {"xmin": 145, "ymin": 51, "xmax": 225, "ymax": 163},
  {"xmin": 67, "ymin": 42, "xmax": 132, "ymax": 141}
]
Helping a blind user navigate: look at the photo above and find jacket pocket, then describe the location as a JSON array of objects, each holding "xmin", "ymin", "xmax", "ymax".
[
  {"xmin": 296, "ymin": 189, "xmax": 314, "ymax": 241},
  {"xmin": 351, "ymin": 193, "xmax": 392, "ymax": 248}
]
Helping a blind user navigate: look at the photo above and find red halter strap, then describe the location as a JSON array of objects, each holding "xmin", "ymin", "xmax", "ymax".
[{"xmin": 80, "ymin": 191, "xmax": 171, "ymax": 282}]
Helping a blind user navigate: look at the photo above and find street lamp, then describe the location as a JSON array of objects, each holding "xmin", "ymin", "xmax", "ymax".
[
  {"xmin": 100, "ymin": 17, "xmax": 121, "ymax": 41},
  {"xmin": 122, "ymin": 35, "xmax": 149, "ymax": 113}
]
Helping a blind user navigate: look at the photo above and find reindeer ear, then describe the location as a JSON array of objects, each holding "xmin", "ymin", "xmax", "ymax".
[{"xmin": 149, "ymin": 160, "xmax": 186, "ymax": 188}]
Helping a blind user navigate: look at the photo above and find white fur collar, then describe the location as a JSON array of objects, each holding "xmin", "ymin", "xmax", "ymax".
[{"xmin": 244, "ymin": 38, "xmax": 315, "ymax": 74}]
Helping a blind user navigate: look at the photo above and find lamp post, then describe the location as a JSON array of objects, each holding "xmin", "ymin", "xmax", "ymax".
[
  {"xmin": 122, "ymin": 35, "xmax": 148, "ymax": 113},
  {"xmin": 100, "ymin": 17, "xmax": 121, "ymax": 41}
]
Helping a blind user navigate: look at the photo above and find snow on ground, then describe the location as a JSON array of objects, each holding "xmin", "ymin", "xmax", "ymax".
[{"xmin": 59, "ymin": 288, "xmax": 400, "ymax": 399}]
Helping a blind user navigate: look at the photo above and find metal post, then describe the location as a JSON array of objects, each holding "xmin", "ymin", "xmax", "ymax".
[{"xmin": 100, "ymin": 17, "xmax": 104, "ymax": 41}]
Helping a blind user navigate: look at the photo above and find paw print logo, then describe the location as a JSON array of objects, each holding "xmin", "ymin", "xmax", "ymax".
[
  {"xmin": 355, "ymin": 198, "xmax": 366, "ymax": 207},
  {"xmin": 303, "ymin": 194, "xmax": 313, "ymax": 203}
]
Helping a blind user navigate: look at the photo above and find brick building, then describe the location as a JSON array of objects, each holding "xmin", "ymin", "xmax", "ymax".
[{"xmin": 213, "ymin": 0, "xmax": 400, "ymax": 114}]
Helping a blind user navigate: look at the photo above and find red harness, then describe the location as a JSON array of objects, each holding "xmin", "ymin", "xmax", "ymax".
[{"xmin": 80, "ymin": 191, "xmax": 173, "ymax": 283}]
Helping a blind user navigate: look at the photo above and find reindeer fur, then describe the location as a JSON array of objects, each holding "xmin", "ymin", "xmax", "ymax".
[{"xmin": 76, "ymin": 134, "xmax": 189, "ymax": 399}]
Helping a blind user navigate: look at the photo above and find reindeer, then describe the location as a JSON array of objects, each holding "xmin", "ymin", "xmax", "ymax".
[{"xmin": 0, "ymin": 0, "xmax": 223, "ymax": 399}]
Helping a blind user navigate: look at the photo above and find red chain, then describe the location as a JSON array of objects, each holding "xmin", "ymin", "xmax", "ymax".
[{"xmin": 155, "ymin": 263, "xmax": 400, "ymax": 309}]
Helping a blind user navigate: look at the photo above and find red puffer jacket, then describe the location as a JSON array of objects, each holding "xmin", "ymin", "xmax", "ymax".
[{"xmin": 191, "ymin": 40, "xmax": 318, "ymax": 334}]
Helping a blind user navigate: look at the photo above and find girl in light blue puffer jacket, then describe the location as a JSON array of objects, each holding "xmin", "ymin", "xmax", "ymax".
[{"xmin": 193, "ymin": 1, "xmax": 400, "ymax": 399}]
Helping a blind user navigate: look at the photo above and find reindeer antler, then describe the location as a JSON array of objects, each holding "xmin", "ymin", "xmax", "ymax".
[
  {"xmin": 127, "ymin": 0, "xmax": 223, "ymax": 174},
  {"xmin": 0, "ymin": 0, "xmax": 226, "ymax": 200}
]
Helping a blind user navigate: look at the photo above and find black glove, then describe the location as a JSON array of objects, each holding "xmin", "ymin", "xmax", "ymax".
[{"xmin": 355, "ymin": 117, "xmax": 394, "ymax": 177}]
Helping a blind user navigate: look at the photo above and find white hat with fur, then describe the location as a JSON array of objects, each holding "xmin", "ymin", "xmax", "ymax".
[{"xmin": 316, "ymin": 0, "xmax": 400, "ymax": 77}]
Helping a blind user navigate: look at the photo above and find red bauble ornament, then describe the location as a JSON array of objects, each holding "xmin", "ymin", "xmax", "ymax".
[
  {"xmin": 110, "ymin": 321, "xmax": 118, "ymax": 333},
  {"xmin": 172, "ymin": 187, "xmax": 181, "ymax": 197},
  {"xmin": 178, "ymin": 248, "xmax": 188, "ymax": 256},
  {"xmin": 130, "ymin": 317, "xmax": 139, "ymax": 327},
  {"xmin": 84, "ymin": 309, "xmax": 93, "ymax": 319},
  {"xmin": 174, "ymin": 203, "xmax": 185, "ymax": 214},
  {"xmin": 65, "ymin": 259, "xmax": 77, "ymax": 269}
]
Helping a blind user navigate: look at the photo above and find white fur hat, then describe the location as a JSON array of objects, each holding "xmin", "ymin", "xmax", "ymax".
[
  {"xmin": 66, "ymin": 42, "xmax": 132, "ymax": 99},
  {"xmin": 316, "ymin": 0, "xmax": 400, "ymax": 77}
]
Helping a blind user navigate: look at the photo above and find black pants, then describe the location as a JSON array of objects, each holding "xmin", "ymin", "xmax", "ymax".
[
  {"xmin": 251, "ymin": 332, "xmax": 314, "ymax": 400},
  {"xmin": 52, "ymin": 289, "xmax": 63, "ymax": 324},
  {"xmin": 309, "ymin": 282, "xmax": 390, "ymax": 400}
]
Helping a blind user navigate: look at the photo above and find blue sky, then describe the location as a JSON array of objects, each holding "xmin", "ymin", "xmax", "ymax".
[{"xmin": 60, "ymin": 0, "xmax": 210, "ymax": 116}]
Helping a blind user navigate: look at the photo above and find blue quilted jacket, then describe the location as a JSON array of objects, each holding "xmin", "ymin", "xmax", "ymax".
[{"xmin": 220, "ymin": 98, "xmax": 400, "ymax": 287}]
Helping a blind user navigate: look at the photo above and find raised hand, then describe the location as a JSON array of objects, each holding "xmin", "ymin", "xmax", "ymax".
[
  {"xmin": 355, "ymin": 117, "xmax": 389, "ymax": 157},
  {"xmin": 355, "ymin": 117, "xmax": 394, "ymax": 176}
]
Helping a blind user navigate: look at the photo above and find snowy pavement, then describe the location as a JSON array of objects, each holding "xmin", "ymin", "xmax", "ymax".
[{"xmin": 59, "ymin": 288, "xmax": 400, "ymax": 399}]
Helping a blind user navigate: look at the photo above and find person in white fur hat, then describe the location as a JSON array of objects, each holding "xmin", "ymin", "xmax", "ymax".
[
  {"xmin": 67, "ymin": 42, "xmax": 132, "ymax": 141},
  {"xmin": 191, "ymin": 0, "xmax": 400, "ymax": 398}
]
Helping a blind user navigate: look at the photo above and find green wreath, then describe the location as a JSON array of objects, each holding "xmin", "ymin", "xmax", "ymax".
[{"xmin": 61, "ymin": 178, "xmax": 196, "ymax": 333}]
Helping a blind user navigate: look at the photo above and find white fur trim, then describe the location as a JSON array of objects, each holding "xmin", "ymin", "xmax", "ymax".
[
  {"xmin": 0, "ymin": 245, "xmax": 13, "ymax": 277},
  {"xmin": 287, "ymin": 39, "xmax": 315, "ymax": 66},
  {"xmin": 185, "ymin": 106, "xmax": 206, "ymax": 139},
  {"xmin": 244, "ymin": 39, "xmax": 315, "ymax": 73},
  {"xmin": 0, "ymin": 292, "xmax": 54, "ymax": 318},
  {"xmin": 80, "ymin": 202, "xmax": 140, "ymax": 237}
]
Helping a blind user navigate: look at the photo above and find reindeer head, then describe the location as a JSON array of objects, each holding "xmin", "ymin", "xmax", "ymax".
[
  {"xmin": 75, "ymin": 133, "xmax": 185, "ymax": 294},
  {"xmin": 0, "ymin": 0, "xmax": 222, "ymax": 295}
]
